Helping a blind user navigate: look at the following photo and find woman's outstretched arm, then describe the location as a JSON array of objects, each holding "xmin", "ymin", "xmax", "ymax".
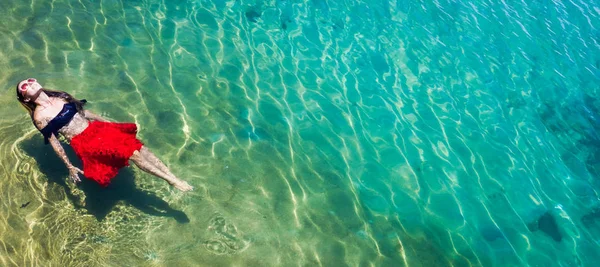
[
  {"xmin": 48, "ymin": 134, "xmax": 83, "ymax": 183},
  {"xmin": 84, "ymin": 110, "xmax": 109, "ymax": 122}
]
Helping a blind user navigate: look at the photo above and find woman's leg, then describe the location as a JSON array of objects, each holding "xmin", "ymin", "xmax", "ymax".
[
  {"xmin": 138, "ymin": 147, "xmax": 179, "ymax": 180},
  {"xmin": 129, "ymin": 146, "xmax": 193, "ymax": 191}
]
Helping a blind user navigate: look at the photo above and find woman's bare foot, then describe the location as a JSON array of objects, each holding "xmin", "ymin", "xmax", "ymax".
[{"xmin": 172, "ymin": 180, "xmax": 194, "ymax": 192}]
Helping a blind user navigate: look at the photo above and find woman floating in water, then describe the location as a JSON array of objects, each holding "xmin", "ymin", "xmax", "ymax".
[{"xmin": 16, "ymin": 78, "xmax": 193, "ymax": 192}]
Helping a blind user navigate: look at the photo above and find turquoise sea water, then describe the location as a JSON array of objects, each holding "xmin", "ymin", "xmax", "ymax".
[{"xmin": 1, "ymin": 0, "xmax": 600, "ymax": 266}]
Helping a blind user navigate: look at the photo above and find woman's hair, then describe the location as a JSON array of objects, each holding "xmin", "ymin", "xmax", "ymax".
[{"xmin": 16, "ymin": 84, "xmax": 87, "ymax": 117}]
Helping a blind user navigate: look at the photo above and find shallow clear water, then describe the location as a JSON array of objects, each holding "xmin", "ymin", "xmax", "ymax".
[{"xmin": 1, "ymin": 0, "xmax": 600, "ymax": 266}]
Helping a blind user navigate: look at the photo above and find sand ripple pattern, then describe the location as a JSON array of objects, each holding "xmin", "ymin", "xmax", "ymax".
[
  {"xmin": 203, "ymin": 213, "xmax": 250, "ymax": 255},
  {"xmin": 1, "ymin": 0, "xmax": 600, "ymax": 266}
]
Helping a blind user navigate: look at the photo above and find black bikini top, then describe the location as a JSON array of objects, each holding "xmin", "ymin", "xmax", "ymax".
[{"xmin": 40, "ymin": 102, "xmax": 79, "ymax": 144}]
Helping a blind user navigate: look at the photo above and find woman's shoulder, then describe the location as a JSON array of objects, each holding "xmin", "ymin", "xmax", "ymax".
[{"xmin": 33, "ymin": 112, "xmax": 52, "ymax": 130}]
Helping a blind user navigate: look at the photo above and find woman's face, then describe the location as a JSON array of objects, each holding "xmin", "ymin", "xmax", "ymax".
[{"xmin": 18, "ymin": 78, "xmax": 43, "ymax": 102}]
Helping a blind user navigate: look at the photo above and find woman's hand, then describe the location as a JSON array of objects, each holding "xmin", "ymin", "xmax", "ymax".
[
  {"xmin": 47, "ymin": 134, "xmax": 83, "ymax": 184},
  {"xmin": 68, "ymin": 165, "xmax": 84, "ymax": 183}
]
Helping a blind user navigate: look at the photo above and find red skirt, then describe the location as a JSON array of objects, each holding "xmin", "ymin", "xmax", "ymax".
[{"xmin": 70, "ymin": 121, "xmax": 144, "ymax": 186}]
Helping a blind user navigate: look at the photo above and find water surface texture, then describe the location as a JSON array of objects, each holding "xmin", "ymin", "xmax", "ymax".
[{"xmin": 1, "ymin": 0, "xmax": 600, "ymax": 266}]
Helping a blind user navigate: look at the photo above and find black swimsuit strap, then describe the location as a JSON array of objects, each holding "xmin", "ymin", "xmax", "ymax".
[{"xmin": 40, "ymin": 102, "xmax": 78, "ymax": 144}]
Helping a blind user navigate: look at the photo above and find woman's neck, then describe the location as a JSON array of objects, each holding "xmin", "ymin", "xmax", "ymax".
[{"xmin": 34, "ymin": 93, "xmax": 54, "ymax": 109}]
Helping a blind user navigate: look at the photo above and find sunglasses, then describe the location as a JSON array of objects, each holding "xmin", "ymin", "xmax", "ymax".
[{"xmin": 19, "ymin": 78, "xmax": 37, "ymax": 92}]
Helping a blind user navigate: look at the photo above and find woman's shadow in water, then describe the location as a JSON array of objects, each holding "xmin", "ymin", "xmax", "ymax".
[{"xmin": 21, "ymin": 139, "xmax": 190, "ymax": 224}]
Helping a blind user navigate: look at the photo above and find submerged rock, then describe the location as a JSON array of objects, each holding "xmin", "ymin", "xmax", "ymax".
[
  {"xmin": 528, "ymin": 211, "xmax": 562, "ymax": 242},
  {"xmin": 581, "ymin": 206, "xmax": 600, "ymax": 227},
  {"xmin": 281, "ymin": 17, "xmax": 292, "ymax": 30},
  {"xmin": 481, "ymin": 227, "xmax": 504, "ymax": 242},
  {"xmin": 538, "ymin": 212, "xmax": 562, "ymax": 242},
  {"xmin": 245, "ymin": 7, "xmax": 261, "ymax": 23}
]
